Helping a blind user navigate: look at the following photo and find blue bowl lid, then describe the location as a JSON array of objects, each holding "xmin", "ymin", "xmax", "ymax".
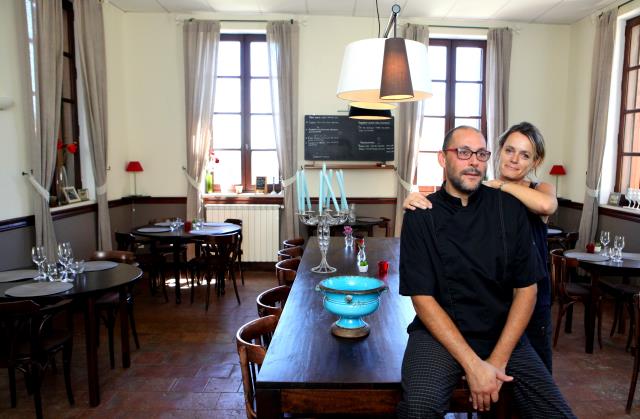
[{"xmin": 317, "ymin": 276, "xmax": 387, "ymax": 294}]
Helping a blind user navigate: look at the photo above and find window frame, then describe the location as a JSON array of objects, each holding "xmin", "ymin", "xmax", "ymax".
[
  {"xmin": 615, "ymin": 15, "xmax": 640, "ymax": 193},
  {"xmin": 213, "ymin": 33, "xmax": 277, "ymax": 192},
  {"xmin": 417, "ymin": 38, "xmax": 487, "ymax": 192}
]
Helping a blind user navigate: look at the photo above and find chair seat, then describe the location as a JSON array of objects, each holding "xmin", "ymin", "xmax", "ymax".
[
  {"xmin": 566, "ymin": 282, "xmax": 590, "ymax": 297},
  {"xmin": 96, "ymin": 292, "xmax": 120, "ymax": 305}
]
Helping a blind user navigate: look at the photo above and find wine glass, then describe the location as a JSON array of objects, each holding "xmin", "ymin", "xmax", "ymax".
[
  {"xmin": 31, "ymin": 246, "xmax": 46, "ymax": 279},
  {"xmin": 612, "ymin": 235, "xmax": 625, "ymax": 262},
  {"xmin": 58, "ymin": 242, "xmax": 73, "ymax": 274},
  {"xmin": 44, "ymin": 262, "xmax": 59, "ymax": 281},
  {"xmin": 599, "ymin": 231, "xmax": 610, "ymax": 256}
]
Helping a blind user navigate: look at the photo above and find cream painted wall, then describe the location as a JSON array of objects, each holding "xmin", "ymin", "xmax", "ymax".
[
  {"xmin": 0, "ymin": 0, "xmax": 33, "ymax": 220},
  {"xmin": 103, "ymin": 12, "xmax": 577, "ymax": 200}
]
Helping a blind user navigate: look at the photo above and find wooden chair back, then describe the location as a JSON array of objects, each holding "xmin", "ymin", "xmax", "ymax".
[
  {"xmin": 224, "ymin": 218, "xmax": 243, "ymax": 247},
  {"xmin": 91, "ymin": 250, "xmax": 136, "ymax": 265},
  {"xmin": 627, "ymin": 293, "xmax": 640, "ymax": 413},
  {"xmin": 549, "ymin": 248, "xmax": 564, "ymax": 302},
  {"xmin": 282, "ymin": 237, "xmax": 304, "ymax": 249},
  {"xmin": 275, "ymin": 257, "xmax": 300, "ymax": 286},
  {"xmin": 200, "ymin": 233, "xmax": 239, "ymax": 264},
  {"xmin": 277, "ymin": 245, "xmax": 303, "ymax": 261},
  {"xmin": 256, "ymin": 285, "xmax": 291, "ymax": 318},
  {"xmin": 236, "ymin": 315, "xmax": 279, "ymax": 419},
  {"xmin": 114, "ymin": 232, "xmax": 136, "ymax": 252}
]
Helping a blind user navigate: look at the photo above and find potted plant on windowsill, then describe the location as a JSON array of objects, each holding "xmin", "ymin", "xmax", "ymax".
[{"xmin": 358, "ymin": 260, "xmax": 369, "ymax": 273}]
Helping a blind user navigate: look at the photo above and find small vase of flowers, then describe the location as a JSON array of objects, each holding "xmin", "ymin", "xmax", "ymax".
[
  {"xmin": 358, "ymin": 260, "xmax": 369, "ymax": 272},
  {"xmin": 343, "ymin": 225, "xmax": 354, "ymax": 248}
]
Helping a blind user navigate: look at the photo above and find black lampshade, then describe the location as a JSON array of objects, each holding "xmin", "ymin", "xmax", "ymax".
[
  {"xmin": 348, "ymin": 105, "xmax": 392, "ymax": 120},
  {"xmin": 380, "ymin": 37, "xmax": 413, "ymax": 100}
]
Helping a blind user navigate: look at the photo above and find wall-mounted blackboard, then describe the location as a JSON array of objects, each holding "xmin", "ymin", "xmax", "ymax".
[{"xmin": 304, "ymin": 115, "xmax": 394, "ymax": 161}]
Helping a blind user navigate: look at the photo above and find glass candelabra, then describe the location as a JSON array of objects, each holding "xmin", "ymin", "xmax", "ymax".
[{"xmin": 298, "ymin": 209, "xmax": 349, "ymax": 273}]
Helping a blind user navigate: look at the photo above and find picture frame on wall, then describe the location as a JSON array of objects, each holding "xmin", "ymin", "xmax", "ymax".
[
  {"xmin": 62, "ymin": 186, "xmax": 81, "ymax": 204},
  {"xmin": 255, "ymin": 176, "xmax": 267, "ymax": 194}
]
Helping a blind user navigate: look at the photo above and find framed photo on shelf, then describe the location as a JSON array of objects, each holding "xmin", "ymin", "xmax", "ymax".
[
  {"xmin": 77, "ymin": 188, "xmax": 89, "ymax": 201},
  {"xmin": 608, "ymin": 192, "xmax": 622, "ymax": 206},
  {"xmin": 255, "ymin": 176, "xmax": 267, "ymax": 194},
  {"xmin": 62, "ymin": 186, "xmax": 81, "ymax": 204}
]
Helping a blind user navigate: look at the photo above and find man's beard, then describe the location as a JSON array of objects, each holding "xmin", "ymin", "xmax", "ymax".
[{"xmin": 447, "ymin": 166, "xmax": 484, "ymax": 194}]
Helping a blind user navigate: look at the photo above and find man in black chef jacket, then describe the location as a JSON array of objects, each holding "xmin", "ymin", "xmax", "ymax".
[{"xmin": 398, "ymin": 126, "xmax": 574, "ymax": 418}]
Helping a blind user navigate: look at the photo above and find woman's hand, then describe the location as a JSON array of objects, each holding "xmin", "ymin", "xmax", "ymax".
[
  {"xmin": 483, "ymin": 179, "xmax": 505, "ymax": 189},
  {"xmin": 403, "ymin": 192, "xmax": 432, "ymax": 210}
]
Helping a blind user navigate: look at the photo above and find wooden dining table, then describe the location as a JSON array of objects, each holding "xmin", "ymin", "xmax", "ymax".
[
  {"xmin": 0, "ymin": 263, "xmax": 143, "ymax": 407},
  {"xmin": 132, "ymin": 222, "xmax": 241, "ymax": 303},
  {"xmin": 255, "ymin": 236, "xmax": 415, "ymax": 417}
]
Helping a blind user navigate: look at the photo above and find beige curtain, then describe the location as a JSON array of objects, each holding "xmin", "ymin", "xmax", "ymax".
[
  {"xmin": 19, "ymin": 0, "xmax": 63, "ymax": 260},
  {"xmin": 486, "ymin": 28, "xmax": 513, "ymax": 176},
  {"xmin": 183, "ymin": 21, "xmax": 220, "ymax": 221},
  {"xmin": 267, "ymin": 21, "xmax": 299, "ymax": 240},
  {"xmin": 576, "ymin": 10, "xmax": 617, "ymax": 249},
  {"xmin": 394, "ymin": 24, "xmax": 429, "ymax": 237},
  {"xmin": 75, "ymin": 0, "xmax": 112, "ymax": 250}
]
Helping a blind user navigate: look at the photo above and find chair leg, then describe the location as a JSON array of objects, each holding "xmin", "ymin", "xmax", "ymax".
[
  {"xmin": 63, "ymin": 342, "xmax": 74, "ymax": 405},
  {"xmin": 30, "ymin": 364, "xmax": 43, "ymax": 419},
  {"xmin": 553, "ymin": 303, "xmax": 567, "ymax": 348},
  {"xmin": 627, "ymin": 346, "xmax": 640, "ymax": 413},
  {"xmin": 565, "ymin": 304, "xmax": 574, "ymax": 333},
  {"xmin": 161, "ymin": 269, "xmax": 169, "ymax": 303},
  {"xmin": 205, "ymin": 276, "xmax": 211, "ymax": 312},
  {"xmin": 627, "ymin": 300, "xmax": 635, "ymax": 352},
  {"xmin": 611, "ymin": 299, "xmax": 622, "ymax": 337},
  {"xmin": 230, "ymin": 268, "xmax": 241, "ymax": 305},
  {"xmin": 128, "ymin": 302, "xmax": 141, "ymax": 350},
  {"xmin": 8, "ymin": 366, "xmax": 16, "ymax": 407},
  {"xmin": 597, "ymin": 299, "xmax": 604, "ymax": 349},
  {"xmin": 107, "ymin": 310, "xmax": 116, "ymax": 369},
  {"xmin": 238, "ymin": 254, "xmax": 245, "ymax": 286}
]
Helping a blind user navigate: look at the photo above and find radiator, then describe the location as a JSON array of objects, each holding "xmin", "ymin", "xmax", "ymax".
[{"xmin": 205, "ymin": 204, "xmax": 280, "ymax": 262}]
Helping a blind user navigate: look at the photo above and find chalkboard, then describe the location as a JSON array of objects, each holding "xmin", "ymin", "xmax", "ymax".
[
  {"xmin": 255, "ymin": 176, "xmax": 267, "ymax": 193},
  {"xmin": 304, "ymin": 115, "xmax": 394, "ymax": 161}
]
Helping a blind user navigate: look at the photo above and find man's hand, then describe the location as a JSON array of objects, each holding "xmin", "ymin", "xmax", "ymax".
[
  {"xmin": 464, "ymin": 358, "xmax": 513, "ymax": 411},
  {"xmin": 402, "ymin": 192, "xmax": 432, "ymax": 210}
]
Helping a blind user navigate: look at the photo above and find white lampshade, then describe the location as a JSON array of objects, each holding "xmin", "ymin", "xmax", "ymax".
[{"xmin": 336, "ymin": 38, "xmax": 432, "ymax": 105}]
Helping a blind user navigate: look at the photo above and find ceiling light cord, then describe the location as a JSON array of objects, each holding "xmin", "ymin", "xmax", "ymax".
[{"xmin": 375, "ymin": 0, "xmax": 380, "ymax": 38}]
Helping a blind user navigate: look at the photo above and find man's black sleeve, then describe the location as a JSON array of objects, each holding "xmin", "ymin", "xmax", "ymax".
[{"xmin": 399, "ymin": 209, "xmax": 438, "ymax": 296}]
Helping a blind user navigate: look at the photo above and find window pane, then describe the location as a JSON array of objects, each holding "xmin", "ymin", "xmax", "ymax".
[
  {"xmin": 416, "ymin": 152, "xmax": 443, "ymax": 186},
  {"xmin": 251, "ymin": 42, "xmax": 269, "ymax": 77},
  {"xmin": 455, "ymin": 118, "xmax": 481, "ymax": 130},
  {"xmin": 423, "ymin": 82, "xmax": 446, "ymax": 116},
  {"xmin": 626, "ymin": 69, "xmax": 640, "ymax": 110},
  {"xmin": 251, "ymin": 79, "xmax": 272, "ymax": 113},
  {"xmin": 214, "ymin": 78, "xmax": 241, "ymax": 113},
  {"xmin": 214, "ymin": 150, "xmax": 242, "ymax": 186},
  {"xmin": 62, "ymin": 12, "xmax": 69, "ymax": 52},
  {"xmin": 212, "ymin": 114, "xmax": 241, "ymax": 149},
  {"xmin": 251, "ymin": 115, "xmax": 276, "ymax": 149},
  {"xmin": 420, "ymin": 117, "xmax": 445, "ymax": 151},
  {"xmin": 429, "ymin": 45, "xmax": 447, "ymax": 80},
  {"xmin": 455, "ymin": 83, "xmax": 482, "ymax": 117},
  {"xmin": 620, "ymin": 155, "xmax": 640, "ymax": 190},
  {"xmin": 631, "ymin": 25, "xmax": 640, "ymax": 67},
  {"xmin": 251, "ymin": 151, "xmax": 279, "ymax": 185},
  {"xmin": 218, "ymin": 41, "xmax": 241, "ymax": 76},
  {"xmin": 456, "ymin": 47, "xmax": 482, "ymax": 81},
  {"xmin": 62, "ymin": 58, "xmax": 71, "ymax": 99},
  {"xmin": 622, "ymin": 113, "xmax": 640, "ymax": 153}
]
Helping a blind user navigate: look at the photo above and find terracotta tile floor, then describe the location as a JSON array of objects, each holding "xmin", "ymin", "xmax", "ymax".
[{"xmin": 0, "ymin": 271, "xmax": 640, "ymax": 418}]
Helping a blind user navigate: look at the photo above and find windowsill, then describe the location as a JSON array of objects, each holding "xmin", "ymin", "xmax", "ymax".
[
  {"xmin": 204, "ymin": 192, "xmax": 283, "ymax": 198},
  {"xmin": 50, "ymin": 200, "xmax": 96, "ymax": 213}
]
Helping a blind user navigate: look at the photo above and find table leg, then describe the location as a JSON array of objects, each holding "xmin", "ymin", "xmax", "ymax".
[
  {"xmin": 120, "ymin": 287, "xmax": 131, "ymax": 368},
  {"xmin": 174, "ymin": 241, "xmax": 182, "ymax": 304},
  {"xmin": 586, "ymin": 272, "xmax": 600, "ymax": 354},
  {"xmin": 256, "ymin": 388, "xmax": 281, "ymax": 419},
  {"xmin": 84, "ymin": 296, "xmax": 100, "ymax": 406}
]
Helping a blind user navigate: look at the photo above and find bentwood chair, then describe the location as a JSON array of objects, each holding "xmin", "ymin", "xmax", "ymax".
[
  {"xmin": 277, "ymin": 245, "xmax": 304, "ymax": 261},
  {"xmin": 282, "ymin": 237, "xmax": 304, "ymax": 249},
  {"xmin": 0, "ymin": 299, "xmax": 75, "ymax": 419},
  {"xmin": 275, "ymin": 257, "xmax": 300, "ymax": 287},
  {"xmin": 188, "ymin": 233, "xmax": 241, "ymax": 310},
  {"xmin": 224, "ymin": 218, "xmax": 245, "ymax": 285},
  {"xmin": 236, "ymin": 315, "xmax": 279, "ymax": 419},
  {"xmin": 256, "ymin": 285, "xmax": 291, "ymax": 318},
  {"xmin": 115, "ymin": 232, "xmax": 166, "ymax": 296},
  {"xmin": 90, "ymin": 250, "xmax": 141, "ymax": 368},
  {"xmin": 626, "ymin": 293, "xmax": 640, "ymax": 413}
]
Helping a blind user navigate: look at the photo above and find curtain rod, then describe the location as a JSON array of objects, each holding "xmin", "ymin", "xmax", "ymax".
[
  {"xmin": 180, "ymin": 18, "xmax": 294, "ymax": 24},
  {"xmin": 427, "ymin": 24, "xmax": 490, "ymax": 30},
  {"xmin": 598, "ymin": 0, "xmax": 635, "ymax": 16}
]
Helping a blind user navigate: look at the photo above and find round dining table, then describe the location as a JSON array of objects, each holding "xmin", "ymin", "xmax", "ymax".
[
  {"xmin": 0, "ymin": 263, "xmax": 143, "ymax": 407},
  {"xmin": 132, "ymin": 222, "xmax": 241, "ymax": 304}
]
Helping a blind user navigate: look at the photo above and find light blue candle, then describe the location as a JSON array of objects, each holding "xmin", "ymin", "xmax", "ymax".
[
  {"xmin": 337, "ymin": 170, "xmax": 348, "ymax": 211},
  {"xmin": 318, "ymin": 169, "xmax": 323, "ymax": 214},
  {"xmin": 322, "ymin": 171, "xmax": 340, "ymax": 212},
  {"xmin": 296, "ymin": 171, "xmax": 301, "ymax": 211},
  {"xmin": 326, "ymin": 170, "xmax": 334, "ymax": 208},
  {"xmin": 302, "ymin": 170, "xmax": 311, "ymax": 211}
]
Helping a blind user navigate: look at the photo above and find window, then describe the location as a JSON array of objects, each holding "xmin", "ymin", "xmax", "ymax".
[
  {"xmin": 416, "ymin": 39, "xmax": 487, "ymax": 191},
  {"xmin": 212, "ymin": 34, "xmax": 279, "ymax": 192},
  {"xmin": 616, "ymin": 16, "xmax": 640, "ymax": 193},
  {"xmin": 25, "ymin": 0, "xmax": 81, "ymax": 204}
]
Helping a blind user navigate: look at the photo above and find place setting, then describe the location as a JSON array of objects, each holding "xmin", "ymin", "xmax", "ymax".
[{"xmin": 566, "ymin": 231, "xmax": 628, "ymax": 263}]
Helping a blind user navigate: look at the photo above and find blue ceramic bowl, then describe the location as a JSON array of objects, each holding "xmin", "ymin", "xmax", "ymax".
[{"xmin": 316, "ymin": 276, "xmax": 387, "ymax": 338}]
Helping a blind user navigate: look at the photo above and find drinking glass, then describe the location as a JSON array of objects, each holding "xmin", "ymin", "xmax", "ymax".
[
  {"xmin": 599, "ymin": 231, "xmax": 610, "ymax": 256},
  {"xmin": 348, "ymin": 203, "xmax": 357, "ymax": 223},
  {"xmin": 68, "ymin": 259, "xmax": 85, "ymax": 280},
  {"xmin": 44, "ymin": 262, "xmax": 59, "ymax": 281},
  {"xmin": 612, "ymin": 235, "xmax": 625, "ymax": 262},
  {"xmin": 58, "ymin": 242, "xmax": 73, "ymax": 274},
  {"xmin": 31, "ymin": 246, "xmax": 47, "ymax": 279},
  {"xmin": 169, "ymin": 219, "xmax": 179, "ymax": 231}
]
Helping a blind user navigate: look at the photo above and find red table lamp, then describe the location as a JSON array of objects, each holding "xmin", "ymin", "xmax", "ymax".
[
  {"xmin": 549, "ymin": 164, "xmax": 566, "ymax": 195},
  {"xmin": 126, "ymin": 161, "xmax": 143, "ymax": 196}
]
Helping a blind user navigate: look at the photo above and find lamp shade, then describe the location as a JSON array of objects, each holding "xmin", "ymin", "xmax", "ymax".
[
  {"xmin": 549, "ymin": 165, "xmax": 566, "ymax": 175},
  {"xmin": 126, "ymin": 161, "xmax": 143, "ymax": 172},
  {"xmin": 380, "ymin": 37, "xmax": 413, "ymax": 100},
  {"xmin": 348, "ymin": 105, "xmax": 392, "ymax": 120},
  {"xmin": 337, "ymin": 38, "xmax": 432, "ymax": 105}
]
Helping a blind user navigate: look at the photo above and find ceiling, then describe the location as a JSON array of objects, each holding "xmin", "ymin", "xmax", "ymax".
[{"xmin": 108, "ymin": 0, "xmax": 621, "ymax": 24}]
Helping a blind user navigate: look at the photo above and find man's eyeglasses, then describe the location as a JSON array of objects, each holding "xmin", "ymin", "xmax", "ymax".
[{"xmin": 443, "ymin": 147, "xmax": 492, "ymax": 162}]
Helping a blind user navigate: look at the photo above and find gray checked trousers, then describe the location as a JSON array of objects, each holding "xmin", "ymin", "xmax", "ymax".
[{"xmin": 397, "ymin": 329, "xmax": 576, "ymax": 419}]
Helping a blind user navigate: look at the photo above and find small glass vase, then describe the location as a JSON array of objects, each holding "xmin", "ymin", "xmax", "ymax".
[
  {"xmin": 55, "ymin": 165, "xmax": 69, "ymax": 205},
  {"xmin": 344, "ymin": 233, "xmax": 354, "ymax": 248}
]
